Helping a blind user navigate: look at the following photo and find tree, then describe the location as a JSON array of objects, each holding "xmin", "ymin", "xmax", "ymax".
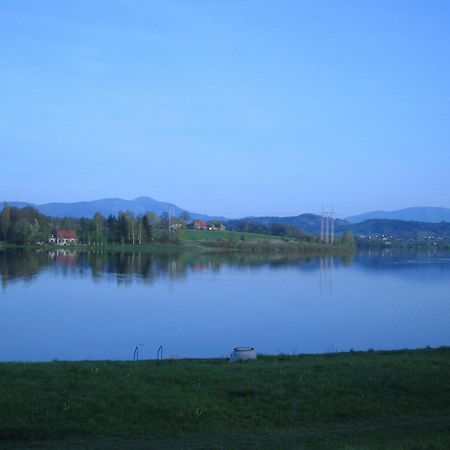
[
  {"xmin": 341, "ymin": 230, "xmax": 355, "ymax": 245},
  {"xmin": 91, "ymin": 213, "xmax": 105, "ymax": 245},
  {"xmin": 0, "ymin": 203, "xmax": 10, "ymax": 241},
  {"xmin": 146, "ymin": 212, "xmax": 159, "ymax": 226},
  {"xmin": 270, "ymin": 223, "xmax": 287, "ymax": 236},
  {"xmin": 180, "ymin": 211, "xmax": 191, "ymax": 224},
  {"xmin": 125, "ymin": 212, "xmax": 136, "ymax": 244},
  {"xmin": 79, "ymin": 218, "xmax": 91, "ymax": 244},
  {"xmin": 106, "ymin": 215, "xmax": 118, "ymax": 243},
  {"xmin": 142, "ymin": 215, "xmax": 153, "ymax": 243},
  {"xmin": 11, "ymin": 220, "xmax": 32, "ymax": 244},
  {"xmin": 118, "ymin": 212, "xmax": 129, "ymax": 245}
]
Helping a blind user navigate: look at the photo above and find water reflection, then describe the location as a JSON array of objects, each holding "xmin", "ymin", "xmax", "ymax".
[
  {"xmin": 1, "ymin": 248, "xmax": 449, "ymax": 361},
  {"xmin": 2, "ymin": 248, "xmax": 450, "ymax": 290},
  {"xmin": 1, "ymin": 249, "xmax": 357, "ymax": 289},
  {"xmin": 319, "ymin": 256, "xmax": 334, "ymax": 294}
]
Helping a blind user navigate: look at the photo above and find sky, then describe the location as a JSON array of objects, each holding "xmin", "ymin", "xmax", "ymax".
[{"xmin": 1, "ymin": 0, "xmax": 449, "ymax": 218}]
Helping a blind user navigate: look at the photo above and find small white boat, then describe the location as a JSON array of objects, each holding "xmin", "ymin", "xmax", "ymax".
[{"xmin": 229, "ymin": 347, "xmax": 257, "ymax": 362}]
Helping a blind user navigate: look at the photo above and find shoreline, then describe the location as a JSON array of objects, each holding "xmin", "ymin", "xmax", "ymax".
[
  {"xmin": 1, "ymin": 345, "xmax": 448, "ymax": 364},
  {"xmin": 0, "ymin": 240, "xmax": 356, "ymax": 255}
]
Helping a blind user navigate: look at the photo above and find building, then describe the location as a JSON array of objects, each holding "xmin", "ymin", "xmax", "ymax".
[
  {"xmin": 48, "ymin": 230, "xmax": 78, "ymax": 245},
  {"xmin": 194, "ymin": 220, "xmax": 209, "ymax": 230},
  {"xmin": 193, "ymin": 220, "xmax": 226, "ymax": 231},
  {"xmin": 209, "ymin": 223, "xmax": 226, "ymax": 231}
]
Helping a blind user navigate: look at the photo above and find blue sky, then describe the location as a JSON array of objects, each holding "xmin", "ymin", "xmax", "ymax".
[{"xmin": 1, "ymin": 0, "xmax": 449, "ymax": 217}]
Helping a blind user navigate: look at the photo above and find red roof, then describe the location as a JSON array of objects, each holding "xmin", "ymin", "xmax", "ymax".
[{"xmin": 57, "ymin": 230, "xmax": 77, "ymax": 239}]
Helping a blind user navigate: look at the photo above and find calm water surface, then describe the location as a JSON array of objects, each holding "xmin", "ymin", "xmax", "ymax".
[{"xmin": 1, "ymin": 249, "xmax": 449, "ymax": 361}]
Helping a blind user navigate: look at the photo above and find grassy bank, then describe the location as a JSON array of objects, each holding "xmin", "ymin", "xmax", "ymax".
[
  {"xmin": 1, "ymin": 348, "xmax": 449, "ymax": 449},
  {"xmin": 180, "ymin": 229, "xmax": 289, "ymax": 242},
  {"xmin": 181, "ymin": 230, "xmax": 355, "ymax": 254},
  {"xmin": 3, "ymin": 229, "xmax": 356, "ymax": 255}
]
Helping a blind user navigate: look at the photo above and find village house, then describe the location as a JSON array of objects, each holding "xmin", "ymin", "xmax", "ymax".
[
  {"xmin": 194, "ymin": 220, "xmax": 209, "ymax": 230},
  {"xmin": 193, "ymin": 220, "xmax": 226, "ymax": 231},
  {"xmin": 48, "ymin": 230, "xmax": 78, "ymax": 245},
  {"xmin": 209, "ymin": 223, "xmax": 226, "ymax": 231}
]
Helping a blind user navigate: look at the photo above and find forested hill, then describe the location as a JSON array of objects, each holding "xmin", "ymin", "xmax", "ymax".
[
  {"xmin": 238, "ymin": 214, "xmax": 349, "ymax": 234},
  {"xmin": 349, "ymin": 219, "xmax": 450, "ymax": 238}
]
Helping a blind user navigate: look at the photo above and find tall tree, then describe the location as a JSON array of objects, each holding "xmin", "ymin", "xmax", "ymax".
[
  {"xmin": 79, "ymin": 218, "xmax": 91, "ymax": 244},
  {"xmin": 142, "ymin": 215, "xmax": 153, "ymax": 243},
  {"xmin": 91, "ymin": 213, "xmax": 105, "ymax": 245},
  {"xmin": 0, "ymin": 203, "xmax": 10, "ymax": 241},
  {"xmin": 146, "ymin": 211, "xmax": 158, "ymax": 226},
  {"xmin": 106, "ymin": 215, "xmax": 118, "ymax": 243},
  {"xmin": 118, "ymin": 212, "xmax": 129, "ymax": 245}
]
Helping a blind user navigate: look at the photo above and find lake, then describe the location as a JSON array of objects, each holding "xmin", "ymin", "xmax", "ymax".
[{"xmin": 1, "ymin": 249, "xmax": 449, "ymax": 362}]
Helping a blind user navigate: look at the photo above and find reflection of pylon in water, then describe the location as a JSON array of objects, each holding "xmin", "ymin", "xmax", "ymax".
[
  {"xmin": 319, "ymin": 255, "xmax": 334, "ymax": 295},
  {"xmin": 320, "ymin": 207, "xmax": 335, "ymax": 244},
  {"xmin": 320, "ymin": 207, "xmax": 325, "ymax": 242}
]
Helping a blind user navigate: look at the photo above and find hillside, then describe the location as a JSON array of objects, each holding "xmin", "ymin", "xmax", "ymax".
[
  {"xmin": 349, "ymin": 219, "xmax": 450, "ymax": 239},
  {"xmin": 346, "ymin": 207, "xmax": 450, "ymax": 224},
  {"xmin": 240, "ymin": 213, "xmax": 349, "ymax": 234}
]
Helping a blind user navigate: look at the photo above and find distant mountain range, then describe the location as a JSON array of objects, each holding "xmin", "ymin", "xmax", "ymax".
[
  {"xmin": 346, "ymin": 207, "xmax": 450, "ymax": 224},
  {"xmin": 5, "ymin": 197, "xmax": 224, "ymax": 222}
]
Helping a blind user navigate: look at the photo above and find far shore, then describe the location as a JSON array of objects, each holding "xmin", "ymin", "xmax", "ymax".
[{"xmin": 1, "ymin": 229, "xmax": 356, "ymax": 255}]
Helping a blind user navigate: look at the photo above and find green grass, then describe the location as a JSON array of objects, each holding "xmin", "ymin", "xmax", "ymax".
[
  {"xmin": 178, "ymin": 231, "xmax": 355, "ymax": 256},
  {"xmin": 180, "ymin": 229, "xmax": 287, "ymax": 242},
  {"xmin": 1, "ymin": 348, "xmax": 450, "ymax": 449}
]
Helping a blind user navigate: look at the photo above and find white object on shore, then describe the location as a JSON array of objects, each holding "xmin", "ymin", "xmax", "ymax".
[{"xmin": 229, "ymin": 347, "xmax": 257, "ymax": 362}]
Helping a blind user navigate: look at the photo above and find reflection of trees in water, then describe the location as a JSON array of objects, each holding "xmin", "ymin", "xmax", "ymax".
[
  {"xmin": 1, "ymin": 249, "xmax": 52, "ymax": 289},
  {"xmin": 0, "ymin": 249, "xmax": 356, "ymax": 289},
  {"xmin": 85, "ymin": 251, "xmax": 190, "ymax": 284}
]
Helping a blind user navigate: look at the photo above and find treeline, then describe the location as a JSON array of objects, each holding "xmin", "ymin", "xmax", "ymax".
[
  {"xmin": 227, "ymin": 219, "xmax": 347, "ymax": 243},
  {"xmin": 59, "ymin": 211, "xmax": 185, "ymax": 245},
  {"xmin": 0, "ymin": 204, "xmax": 184, "ymax": 245},
  {"xmin": 226, "ymin": 219, "xmax": 312, "ymax": 240},
  {"xmin": 0, "ymin": 205, "xmax": 51, "ymax": 244}
]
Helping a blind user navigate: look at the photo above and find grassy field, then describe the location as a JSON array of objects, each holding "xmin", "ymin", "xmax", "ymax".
[
  {"xmin": 180, "ymin": 229, "xmax": 287, "ymax": 242},
  {"xmin": 1, "ymin": 348, "xmax": 449, "ymax": 449},
  {"xmin": 179, "ymin": 230, "xmax": 355, "ymax": 254}
]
